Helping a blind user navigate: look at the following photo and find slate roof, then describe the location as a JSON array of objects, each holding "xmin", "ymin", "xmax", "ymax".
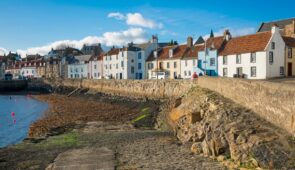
[
  {"xmin": 257, "ymin": 18, "xmax": 295, "ymax": 32},
  {"xmin": 219, "ymin": 31, "xmax": 272, "ymax": 56},
  {"xmin": 283, "ymin": 36, "xmax": 295, "ymax": 47},
  {"xmin": 74, "ymin": 55, "xmax": 92, "ymax": 62}
]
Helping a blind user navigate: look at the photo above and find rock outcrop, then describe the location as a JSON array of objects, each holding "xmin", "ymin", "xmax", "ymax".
[{"xmin": 168, "ymin": 87, "xmax": 295, "ymax": 169}]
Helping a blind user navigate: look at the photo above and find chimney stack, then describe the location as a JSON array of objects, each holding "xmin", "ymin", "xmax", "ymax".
[
  {"xmin": 223, "ymin": 29, "xmax": 232, "ymax": 41},
  {"xmin": 271, "ymin": 24, "xmax": 279, "ymax": 34},
  {"xmin": 187, "ymin": 36, "xmax": 193, "ymax": 48},
  {"xmin": 152, "ymin": 35, "xmax": 158, "ymax": 43}
]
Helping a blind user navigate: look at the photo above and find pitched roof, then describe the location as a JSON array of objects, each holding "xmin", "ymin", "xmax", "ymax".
[
  {"xmin": 194, "ymin": 36, "xmax": 205, "ymax": 45},
  {"xmin": 147, "ymin": 44, "xmax": 202, "ymax": 61},
  {"xmin": 257, "ymin": 18, "xmax": 295, "ymax": 32},
  {"xmin": 219, "ymin": 31, "xmax": 272, "ymax": 56},
  {"xmin": 200, "ymin": 36, "xmax": 225, "ymax": 51},
  {"xmin": 74, "ymin": 55, "xmax": 92, "ymax": 62},
  {"xmin": 283, "ymin": 36, "xmax": 295, "ymax": 47},
  {"xmin": 182, "ymin": 45, "xmax": 203, "ymax": 59}
]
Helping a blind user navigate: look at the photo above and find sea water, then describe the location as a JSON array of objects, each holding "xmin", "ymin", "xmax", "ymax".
[{"xmin": 0, "ymin": 95, "xmax": 48, "ymax": 148}]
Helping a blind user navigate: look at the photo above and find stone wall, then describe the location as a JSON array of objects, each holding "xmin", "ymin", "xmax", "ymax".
[
  {"xmin": 197, "ymin": 77, "xmax": 295, "ymax": 136},
  {"xmin": 46, "ymin": 77, "xmax": 295, "ymax": 135},
  {"xmin": 49, "ymin": 79, "xmax": 197, "ymax": 99}
]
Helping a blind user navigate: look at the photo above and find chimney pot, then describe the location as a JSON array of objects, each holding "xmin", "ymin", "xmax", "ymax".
[{"xmin": 187, "ymin": 36, "xmax": 193, "ymax": 48}]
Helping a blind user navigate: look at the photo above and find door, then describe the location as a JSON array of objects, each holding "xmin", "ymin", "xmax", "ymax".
[
  {"xmin": 237, "ymin": 67, "xmax": 243, "ymax": 76},
  {"xmin": 288, "ymin": 63, "xmax": 293, "ymax": 76}
]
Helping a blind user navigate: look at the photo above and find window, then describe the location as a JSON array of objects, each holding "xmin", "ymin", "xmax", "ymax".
[
  {"xmin": 131, "ymin": 66, "xmax": 135, "ymax": 74},
  {"xmin": 223, "ymin": 56, "xmax": 227, "ymax": 65},
  {"xmin": 236, "ymin": 67, "xmax": 243, "ymax": 76},
  {"xmin": 110, "ymin": 64, "xmax": 112, "ymax": 69},
  {"xmin": 223, "ymin": 68, "xmax": 228, "ymax": 76},
  {"xmin": 131, "ymin": 59, "xmax": 134, "ymax": 63},
  {"xmin": 110, "ymin": 56, "xmax": 112, "ymax": 60},
  {"xmin": 71, "ymin": 68, "xmax": 73, "ymax": 73},
  {"xmin": 169, "ymin": 49, "xmax": 173, "ymax": 58},
  {"xmin": 188, "ymin": 71, "xmax": 191, "ymax": 76},
  {"xmin": 210, "ymin": 58, "xmax": 215, "ymax": 66},
  {"xmin": 138, "ymin": 63, "xmax": 142, "ymax": 70},
  {"xmin": 105, "ymin": 65, "xmax": 108, "ymax": 70},
  {"xmin": 116, "ymin": 64, "xmax": 118, "ymax": 69},
  {"xmin": 250, "ymin": 53, "xmax": 256, "ymax": 63},
  {"xmin": 185, "ymin": 60, "xmax": 188, "ymax": 67},
  {"xmin": 94, "ymin": 73, "xmax": 97, "ymax": 77},
  {"xmin": 94, "ymin": 65, "xmax": 97, "ymax": 69},
  {"xmin": 81, "ymin": 68, "xmax": 83, "ymax": 72},
  {"xmin": 121, "ymin": 61, "xmax": 124, "ymax": 68},
  {"xmin": 167, "ymin": 62, "xmax": 170, "ymax": 68},
  {"xmin": 280, "ymin": 67, "xmax": 284, "ymax": 75},
  {"xmin": 160, "ymin": 62, "xmax": 163, "ymax": 69},
  {"xmin": 271, "ymin": 42, "xmax": 275, "ymax": 50},
  {"xmin": 288, "ymin": 47, "xmax": 292, "ymax": 58},
  {"xmin": 148, "ymin": 63, "xmax": 154, "ymax": 70},
  {"xmin": 174, "ymin": 62, "xmax": 177, "ymax": 68},
  {"xmin": 251, "ymin": 66, "xmax": 256, "ymax": 77},
  {"xmin": 236, "ymin": 54, "xmax": 241, "ymax": 64},
  {"xmin": 193, "ymin": 60, "xmax": 196, "ymax": 66},
  {"xmin": 269, "ymin": 52, "xmax": 274, "ymax": 64},
  {"xmin": 184, "ymin": 71, "xmax": 187, "ymax": 76},
  {"xmin": 138, "ymin": 52, "xmax": 142, "ymax": 59}
]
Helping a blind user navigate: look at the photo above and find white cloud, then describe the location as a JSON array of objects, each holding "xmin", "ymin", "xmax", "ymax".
[
  {"xmin": 0, "ymin": 47, "xmax": 8, "ymax": 55},
  {"xmin": 108, "ymin": 12, "xmax": 125, "ymax": 20},
  {"xmin": 16, "ymin": 28, "xmax": 148, "ymax": 57},
  {"xmin": 108, "ymin": 12, "xmax": 163, "ymax": 29}
]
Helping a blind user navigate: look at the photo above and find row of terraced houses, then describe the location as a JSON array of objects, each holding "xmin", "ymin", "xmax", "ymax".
[{"xmin": 1, "ymin": 18, "xmax": 295, "ymax": 80}]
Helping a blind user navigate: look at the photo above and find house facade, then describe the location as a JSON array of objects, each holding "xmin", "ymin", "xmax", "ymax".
[
  {"xmin": 197, "ymin": 30, "xmax": 230, "ymax": 76},
  {"xmin": 146, "ymin": 45, "xmax": 184, "ymax": 79},
  {"xmin": 89, "ymin": 54, "xmax": 104, "ymax": 79},
  {"xmin": 283, "ymin": 37, "xmax": 295, "ymax": 76},
  {"xmin": 68, "ymin": 55, "xmax": 91, "ymax": 79},
  {"xmin": 180, "ymin": 37, "xmax": 202, "ymax": 79},
  {"xmin": 218, "ymin": 25, "xmax": 285, "ymax": 79}
]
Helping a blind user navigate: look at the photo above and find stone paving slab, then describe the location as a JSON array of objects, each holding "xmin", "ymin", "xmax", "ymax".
[{"xmin": 46, "ymin": 147, "xmax": 115, "ymax": 170}]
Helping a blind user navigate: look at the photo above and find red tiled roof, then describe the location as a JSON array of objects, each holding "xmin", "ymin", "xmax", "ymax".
[
  {"xmin": 147, "ymin": 45, "xmax": 193, "ymax": 61},
  {"xmin": 219, "ymin": 31, "xmax": 272, "ymax": 56},
  {"xmin": 200, "ymin": 36, "xmax": 225, "ymax": 51},
  {"xmin": 183, "ymin": 45, "xmax": 203, "ymax": 59},
  {"xmin": 283, "ymin": 36, "xmax": 295, "ymax": 47}
]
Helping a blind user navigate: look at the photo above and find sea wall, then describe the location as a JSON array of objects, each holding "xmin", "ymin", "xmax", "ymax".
[
  {"xmin": 47, "ymin": 79, "xmax": 197, "ymax": 99},
  {"xmin": 45, "ymin": 77, "xmax": 295, "ymax": 135},
  {"xmin": 197, "ymin": 77, "xmax": 295, "ymax": 136}
]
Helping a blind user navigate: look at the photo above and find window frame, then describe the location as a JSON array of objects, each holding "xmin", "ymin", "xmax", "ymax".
[
  {"xmin": 251, "ymin": 66, "xmax": 256, "ymax": 77},
  {"xmin": 250, "ymin": 53, "xmax": 256, "ymax": 63}
]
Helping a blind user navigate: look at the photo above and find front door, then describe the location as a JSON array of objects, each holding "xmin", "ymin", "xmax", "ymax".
[{"xmin": 288, "ymin": 62, "xmax": 293, "ymax": 76}]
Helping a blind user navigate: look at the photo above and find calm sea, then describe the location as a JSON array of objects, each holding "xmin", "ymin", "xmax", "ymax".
[{"xmin": 0, "ymin": 95, "xmax": 48, "ymax": 148}]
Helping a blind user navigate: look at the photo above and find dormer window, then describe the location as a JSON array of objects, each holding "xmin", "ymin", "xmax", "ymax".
[
  {"xmin": 153, "ymin": 51, "xmax": 158, "ymax": 58},
  {"xmin": 169, "ymin": 49, "xmax": 173, "ymax": 58}
]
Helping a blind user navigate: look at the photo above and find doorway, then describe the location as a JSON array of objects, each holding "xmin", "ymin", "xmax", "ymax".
[{"xmin": 288, "ymin": 62, "xmax": 293, "ymax": 76}]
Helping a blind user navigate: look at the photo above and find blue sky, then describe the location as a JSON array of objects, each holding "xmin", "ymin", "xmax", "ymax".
[{"xmin": 0, "ymin": 0, "xmax": 294, "ymax": 56}]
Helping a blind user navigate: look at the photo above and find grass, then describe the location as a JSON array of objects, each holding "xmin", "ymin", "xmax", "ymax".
[
  {"xmin": 41, "ymin": 132, "xmax": 80, "ymax": 148},
  {"xmin": 131, "ymin": 107, "xmax": 151, "ymax": 124}
]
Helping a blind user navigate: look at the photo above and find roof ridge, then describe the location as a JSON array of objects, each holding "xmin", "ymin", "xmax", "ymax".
[{"xmin": 230, "ymin": 31, "xmax": 271, "ymax": 39}]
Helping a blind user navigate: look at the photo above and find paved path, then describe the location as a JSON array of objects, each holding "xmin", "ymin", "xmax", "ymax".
[{"xmin": 46, "ymin": 147, "xmax": 115, "ymax": 170}]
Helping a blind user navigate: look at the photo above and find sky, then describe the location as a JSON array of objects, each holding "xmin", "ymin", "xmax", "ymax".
[{"xmin": 0, "ymin": 0, "xmax": 294, "ymax": 57}]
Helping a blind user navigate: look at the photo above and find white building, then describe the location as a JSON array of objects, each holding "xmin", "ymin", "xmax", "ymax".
[
  {"xmin": 89, "ymin": 54, "xmax": 104, "ymax": 79},
  {"xmin": 103, "ymin": 36, "xmax": 160, "ymax": 80},
  {"xmin": 68, "ymin": 55, "xmax": 92, "ymax": 79},
  {"xmin": 218, "ymin": 25, "xmax": 285, "ymax": 79},
  {"xmin": 21, "ymin": 67, "xmax": 38, "ymax": 78}
]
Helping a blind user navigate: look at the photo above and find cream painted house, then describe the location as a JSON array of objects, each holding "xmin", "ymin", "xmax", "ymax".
[{"xmin": 218, "ymin": 25, "xmax": 285, "ymax": 79}]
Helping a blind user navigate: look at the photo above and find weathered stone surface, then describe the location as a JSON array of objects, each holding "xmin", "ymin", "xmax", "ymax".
[
  {"xmin": 169, "ymin": 87, "xmax": 295, "ymax": 169},
  {"xmin": 46, "ymin": 147, "xmax": 115, "ymax": 170}
]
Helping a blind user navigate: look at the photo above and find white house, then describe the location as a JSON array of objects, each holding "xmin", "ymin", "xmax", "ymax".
[
  {"xmin": 218, "ymin": 25, "xmax": 285, "ymax": 79},
  {"xmin": 89, "ymin": 53, "xmax": 104, "ymax": 79},
  {"xmin": 103, "ymin": 36, "xmax": 160, "ymax": 80},
  {"xmin": 21, "ymin": 67, "xmax": 38, "ymax": 78},
  {"xmin": 68, "ymin": 55, "xmax": 92, "ymax": 79}
]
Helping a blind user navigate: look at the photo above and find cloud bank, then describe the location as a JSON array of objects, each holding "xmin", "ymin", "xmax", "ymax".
[
  {"xmin": 0, "ymin": 48, "xmax": 8, "ymax": 56},
  {"xmin": 108, "ymin": 12, "xmax": 163, "ymax": 29},
  {"xmin": 17, "ymin": 28, "xmax": 148, "ymax": 57}
]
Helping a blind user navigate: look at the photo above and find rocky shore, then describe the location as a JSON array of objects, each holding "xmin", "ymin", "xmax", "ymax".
[{"xmin": 0, "ymin": 88, "xmax": 225, "ymax": 170}]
